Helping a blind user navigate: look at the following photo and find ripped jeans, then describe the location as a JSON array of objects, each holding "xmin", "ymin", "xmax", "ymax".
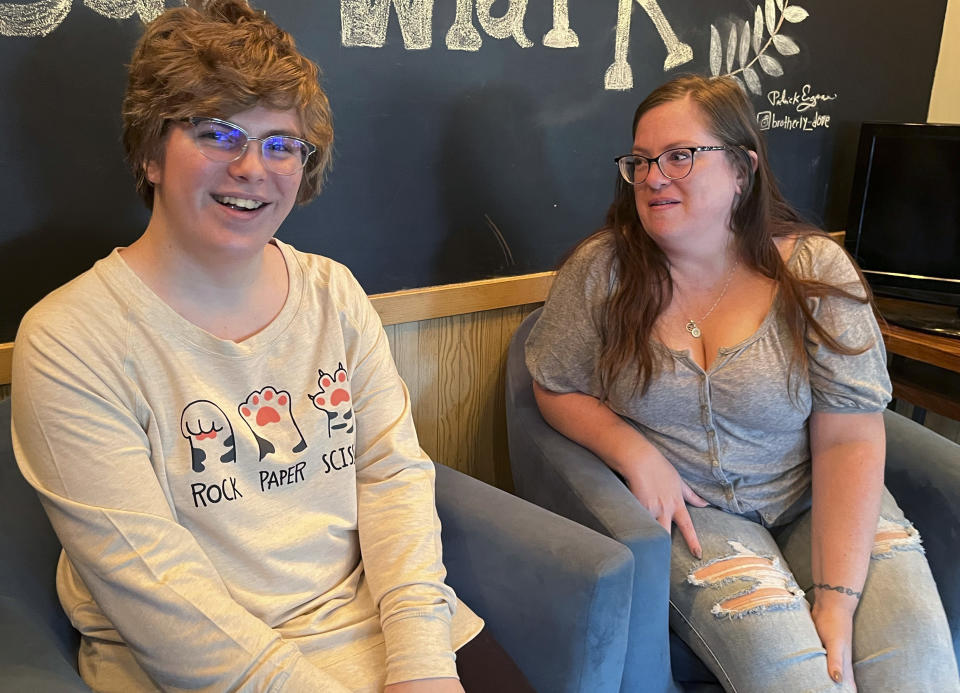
[{"xmin": 669, "ymin": 488, "xmax": 959, "ymax": 693}]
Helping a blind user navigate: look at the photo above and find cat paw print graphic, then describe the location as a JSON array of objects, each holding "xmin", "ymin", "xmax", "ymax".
[
  {"xmin": 239, "ymin": 387, "xmax": 307, "ymax": 461},
  {"xmin": 309, "ymin": 363, "xmax": 354, "ymax": 438},
  {"xmin": 180, "ymin": 400, "xmax": 236, "ymax": 473}
]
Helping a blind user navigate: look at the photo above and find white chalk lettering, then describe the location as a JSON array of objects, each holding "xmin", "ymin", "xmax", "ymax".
[
  {"xmin": 543, "ymin": 0, "xmax": 578, "ymax": 48},
  {"xmin": 0, "ymin": 0, "xmax": 71, "ymax": 36},
  {"xmin": 756, "ymin": 110, "xmax": 831, "ymax": 132},
  {"xmin": 191, "ymin": 477, "xmax": 243, "ymax": 508},
  {"xmin": 0, "ymin": 0, "xmax": 161, "ymax": 37},
  {"xmin": 83, "ymin": 0, "xmax": 163, "ymax": 22},
  {"xmin": 446, "ymin": 0, "xmax": 481, "ymax": 50},
  {"xmin": 477, "ymin": 0, "xmax": 532, "ymax": 48},
  {"xmin": 259, "ymin": 460, "xmax": 308, "ymax": 492},
  {"xmin": 605, "ymin": 0, "xmax": 693, "ymax": 90},
  {"xmin": 341, "ymin": 0, "xmax": 434, "ymax": 50},
  {"xmin": 339, "ymin": 1, "xmax": 607, "ymax": 57}
]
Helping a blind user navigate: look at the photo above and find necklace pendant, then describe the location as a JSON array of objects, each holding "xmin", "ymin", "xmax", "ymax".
[{"xmin": 685, "ymin": 320, "xmax": 702, "ymax": 338}]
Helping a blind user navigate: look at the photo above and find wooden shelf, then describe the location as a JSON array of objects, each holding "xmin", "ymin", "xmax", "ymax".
[
  {"xmin": 888, "ymin": 355, "xmax": 960, "ymax": 421},
  {"xmin": 881, "ymin": 322, "xmax": 960, "ymax": 373},
  {"xmin": 877, "ymin": 298, "xmax": 960, "ymax": 420},
  {"xmin": 877, "ymin": 297, "xmax": 960, "ymax": 374}
]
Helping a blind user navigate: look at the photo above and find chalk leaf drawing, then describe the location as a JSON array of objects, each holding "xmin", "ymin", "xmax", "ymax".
[
  {"xmin": 0, "ymin": 0, "xmax": 162, "ymax": 37},
  {"xmin": 709, "ymin": 0, "xmax": 808, "ymax": 95}
]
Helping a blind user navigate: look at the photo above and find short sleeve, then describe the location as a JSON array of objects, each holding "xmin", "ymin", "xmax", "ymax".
[
  {"xmin": 795, "ymin": 236, "xmax": 892, "ymax": 413},
  {"xmin": 525, "ymin": 234, "xmax": 615, "ymax": 396}
]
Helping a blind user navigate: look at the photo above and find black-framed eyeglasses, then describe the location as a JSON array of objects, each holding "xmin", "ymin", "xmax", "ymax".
[
  {"xmin": 614, "ymin": 146, "xmax": 735, "ymax": 185},
  {"xmin": 180, "ymin": 117, "xmax": 317, "ymax": 176}
]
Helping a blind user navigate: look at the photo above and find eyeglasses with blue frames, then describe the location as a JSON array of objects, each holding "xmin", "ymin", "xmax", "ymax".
[
  {"xmin": 180, "ymin": 117, "xmax": 317, "ymax": 176},
  {"xmin": 614, "ymin": 146, "xmax": 737, "ymax": 185}
]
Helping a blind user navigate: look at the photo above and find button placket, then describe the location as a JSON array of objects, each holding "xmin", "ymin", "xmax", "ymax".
[{"xmin": 702, "ymin": 376, "xmax": 728, "ymax": 482}]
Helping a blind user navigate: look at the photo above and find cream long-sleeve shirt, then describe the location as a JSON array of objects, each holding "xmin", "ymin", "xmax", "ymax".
[{"xmin": 11, "ymin": 240, "xmax": 482, "ymax": 692}]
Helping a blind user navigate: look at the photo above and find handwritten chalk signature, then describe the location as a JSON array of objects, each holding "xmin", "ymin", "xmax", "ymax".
[{"xmin": 767, "ymin": 84, "xmax": 837, "ymax": 113}]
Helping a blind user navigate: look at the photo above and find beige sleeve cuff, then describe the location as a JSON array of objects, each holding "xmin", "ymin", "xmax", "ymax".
[{"xmin": 382, "ymin": 615, "xmax": 458, "ymax": 685}]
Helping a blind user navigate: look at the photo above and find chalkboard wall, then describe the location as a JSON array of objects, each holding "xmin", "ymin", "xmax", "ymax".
[{"xmin": 0, "ymin": 0, "xmax": 948, "ymax": 340}]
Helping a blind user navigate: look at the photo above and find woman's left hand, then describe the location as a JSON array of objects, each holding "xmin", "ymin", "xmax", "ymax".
[
  {"xmin": 384, "ymin": 678, "xmax": 465, "ymax": 693},
  {"xmin": 811, "ymin": 596, "xmax": 857, "ymax": 690}
]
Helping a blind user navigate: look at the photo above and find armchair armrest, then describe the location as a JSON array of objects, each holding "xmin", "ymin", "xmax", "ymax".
[
  {"xmin": 505, "ymin": 309, "xmax": 678, "ymax": 693},
  {"xmin": 882, "ymin": 408, "xmax": 960, "ymax": 656},
  {"xmin": 434, "ymin": 462, "xmax": 633, "ymax": 693}
]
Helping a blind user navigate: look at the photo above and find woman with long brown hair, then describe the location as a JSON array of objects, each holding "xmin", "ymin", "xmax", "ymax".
[{"xmin": 526, "ymin": 74, "xmax": 958, "ymax": 691}]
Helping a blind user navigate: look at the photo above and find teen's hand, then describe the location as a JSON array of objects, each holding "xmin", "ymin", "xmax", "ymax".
[
  {"xmin": 624, "ymin": 450, "xmax": 708, "ymax": 558},
  {"xmin": 385, "ymin": 678, "xmax": 465, "ymax": 693}
]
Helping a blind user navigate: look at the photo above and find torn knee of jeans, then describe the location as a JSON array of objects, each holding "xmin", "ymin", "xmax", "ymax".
[
  {"xmin": 872, "ymin": 516, "xmax": 923, "ymax": 559},
  {"xmin": 687, "ymin": 540, "xmax": 805, "ymax": 619}
]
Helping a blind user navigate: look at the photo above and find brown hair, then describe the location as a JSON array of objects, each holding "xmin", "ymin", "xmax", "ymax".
[
  {"xmin": 122, "ymin": 0, "xmax": 333, "ymax": 208},
  {"xmin": 579, "ymin": 74, "xmax": 872, "ymax": 399}
]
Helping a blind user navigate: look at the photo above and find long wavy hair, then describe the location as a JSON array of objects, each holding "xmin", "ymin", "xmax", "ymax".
[{"xmin": 580, "ymin": 74, "xmax": 872, "ymax": 400}]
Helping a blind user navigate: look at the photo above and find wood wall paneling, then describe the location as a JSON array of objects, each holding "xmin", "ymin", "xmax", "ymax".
[
  {"xmin": 382, "ymin": 301, "xmax": 540, "ymax": 490},
  {"xmin": 369, "ymin": 272, "xmax": 553, "ymax": 326}
]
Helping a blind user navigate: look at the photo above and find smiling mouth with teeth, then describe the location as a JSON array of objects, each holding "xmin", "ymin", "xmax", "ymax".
[{"xmin": 213, "ymin": 194, "xmax": 266, "ymax": 211}]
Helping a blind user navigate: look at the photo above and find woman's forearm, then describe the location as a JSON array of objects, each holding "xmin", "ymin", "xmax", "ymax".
[
  {"xmin": 532, "ymin": 381, "xmax": 661, "ymax": 478},
  {"xmin": 809, "ymin": 411, "xmax": 886, "ymax": 605}
]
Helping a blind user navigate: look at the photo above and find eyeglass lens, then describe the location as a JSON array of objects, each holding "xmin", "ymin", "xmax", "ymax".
[
  {"xmin": 191, "ymin": 119, "xmax": 311, "ymax": 176},
  {"xmin": 620, "ymin": 149, "xmax": 695, "ymax": 185}
]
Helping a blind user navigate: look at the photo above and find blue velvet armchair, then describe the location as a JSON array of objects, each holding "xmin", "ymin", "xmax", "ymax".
[
  {"xmin": 0, "ymin": 395, "xmax": 635, "ymax": 692},
  {"xmin": 506, "ymin": 307, "xmax": 960, "ymax": 693}
]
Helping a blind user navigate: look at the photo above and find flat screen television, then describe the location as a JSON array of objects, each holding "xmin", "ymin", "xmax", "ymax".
[{"xmin": 845, "ymin": 121, "xmax": 960, "ymax": 338}]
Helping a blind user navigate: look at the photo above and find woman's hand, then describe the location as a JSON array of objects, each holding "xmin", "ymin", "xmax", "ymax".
[
  {"xmin": 384, "ymin": 678, "xmax": 465, "ymax": 693},
  {"xmin": 532, "ymin": 383, "xmax": 708, "ymax": 559},
  {"xmin": 623, "ymin": 449, "xmax": 708, "ymax": 559},
  {"xmin": 811, "ymin": 594, "xmax": 857, "ymax": 689}
]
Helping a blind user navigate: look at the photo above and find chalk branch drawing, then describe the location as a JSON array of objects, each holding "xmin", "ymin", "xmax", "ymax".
[
  {"xmin": 0, "ymin": 0, "xmax": 162, "ymax": 36},
  {"xmin": 709, "ymin": 0, "xmax": 809, "ymax": 95}
]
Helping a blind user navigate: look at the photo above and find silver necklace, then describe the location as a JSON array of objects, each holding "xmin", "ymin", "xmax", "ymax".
[{"xmin": 683, "ymin": 259, "xmax": 740, "ymax": 339}]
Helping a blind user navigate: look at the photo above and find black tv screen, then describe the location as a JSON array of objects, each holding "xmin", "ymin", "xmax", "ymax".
[{"xmin": 845, "ymin": 122, "xmax": 960, "ymax": 308}]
